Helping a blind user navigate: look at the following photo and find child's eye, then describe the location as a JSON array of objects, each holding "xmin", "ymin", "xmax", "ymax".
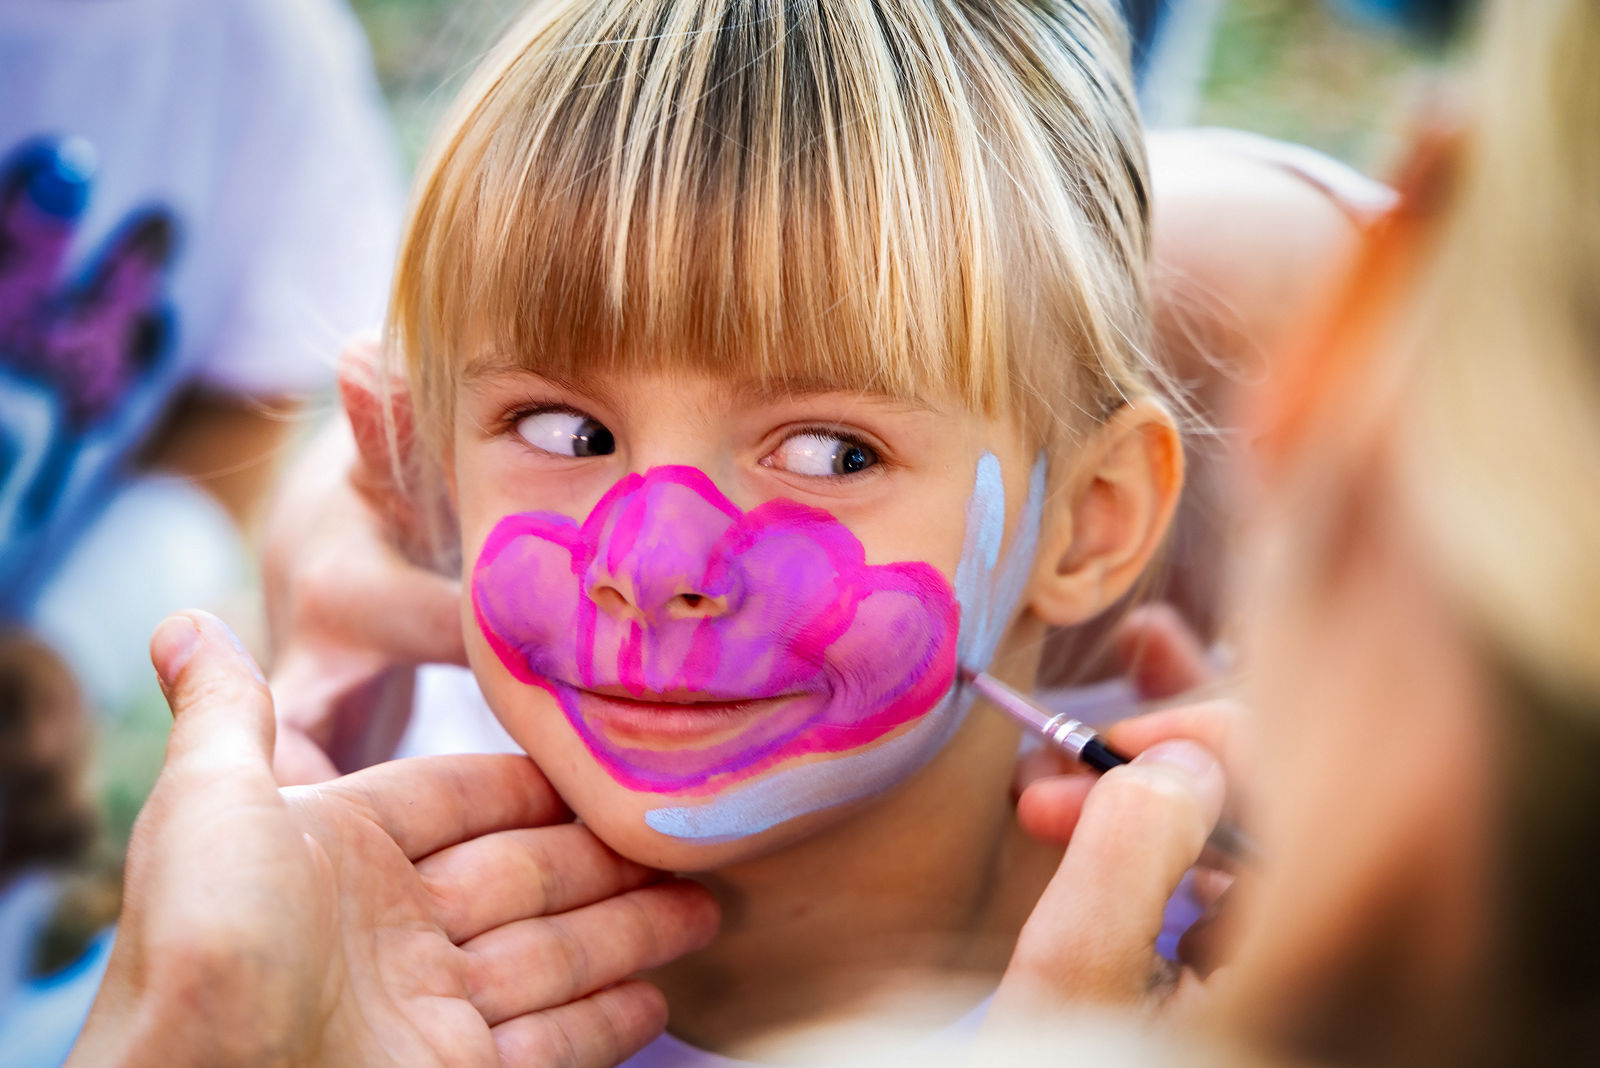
[
  {"xmin": 764, "ymin": 431, "xmax": 880, "ymax": 477},
  {"xmin": 514, "ymin": 408, "xmax": 616, "ymax": 458}
]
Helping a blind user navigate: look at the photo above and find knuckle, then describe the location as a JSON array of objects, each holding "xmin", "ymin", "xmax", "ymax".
[
  {"xmin": 497, "ymin": 1016, "xmax": 582, "ymax": 1068},
  {"xmin": 525, "ymin": 839, "xmax": 563, "ymax": 916},
  {"xmin": 545, "ymin": 1015, "xmax": 584, "ymax": 1068},
  {"xmin": 617, "ymin": 891, "xmax": 667, "ymax": 962},
  {"xmin": 583, "ymin": 998, "xmax": 630, "ymax": 1068},
  {"xmin": 593, "ymin": 983, "xmax": 666, "ymax": 1064},
  {"xmin": 544, "ymin": 918, "xmax": 595, "ymax": 1001}
]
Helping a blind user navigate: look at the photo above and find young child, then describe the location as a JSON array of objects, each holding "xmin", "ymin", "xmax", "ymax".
[{"xmin": 385, "ymin": 0, "xmax": 1182, "ymax": 1059}]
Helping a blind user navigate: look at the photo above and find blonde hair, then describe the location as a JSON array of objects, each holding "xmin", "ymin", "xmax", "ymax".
[
  {"xmin": 1400, "ymin": 9, "xmax": 1600, "ymax": 1055},
  {"xmin": 1264, "ymin": 1, "xmax": 1600, "ymax": 1058},
  {"xmin": 388, "ymin": 0, "xmax": 1154, "ymax": 460},
  {"xmin": 1395, "ymin": 0, "xmax": 1600, "ymax": 705}
]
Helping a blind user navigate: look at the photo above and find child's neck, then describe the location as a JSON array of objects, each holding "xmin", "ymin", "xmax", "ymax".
[{"xmin": 647, "ymin": 661, "xmax": 1061, "ymax": 1061}]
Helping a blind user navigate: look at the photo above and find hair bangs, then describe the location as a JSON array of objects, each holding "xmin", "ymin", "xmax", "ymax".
[
  {"xmin": 393, "ymin": 1, "xmax": 1049, "ymax": 438},
  {"xmin": 392, "ymin": 0, "xmax": 1154, "ymax": 457}
]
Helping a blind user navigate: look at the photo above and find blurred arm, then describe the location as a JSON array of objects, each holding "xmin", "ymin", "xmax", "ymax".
[{"xmin": 140, "ymin": 390, "xmax": 304, "ymax": 534}]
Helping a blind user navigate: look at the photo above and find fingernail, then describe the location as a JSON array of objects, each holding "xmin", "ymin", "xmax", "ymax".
[
  {"xmin": 195, "ymin": 612, "xmax": 267, "ymax": 685},
  {"xmin": 1137, "ymin": 739, "xmax": 1220, "ymax": 782},
  {"xmin": 152, "ymin": 615, "xmax": 201, "ymax": 688}
]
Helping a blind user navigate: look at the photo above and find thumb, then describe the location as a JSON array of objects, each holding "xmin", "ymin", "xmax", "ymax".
[
  {"xmin": 999, "ymin": 740, "xmax": 1225, "ymax": 1012},
  {"xmin": 150, "ymin": 611, "xmax": 275, "ymax": 773}
]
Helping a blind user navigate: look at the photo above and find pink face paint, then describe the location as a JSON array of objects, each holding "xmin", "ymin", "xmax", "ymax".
[{"xmin": 472, "ymin": 466, "xmax": 960, "ymax": 795}]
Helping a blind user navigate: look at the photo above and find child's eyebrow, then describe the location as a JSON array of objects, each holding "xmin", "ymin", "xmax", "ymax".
[
  {"xmin": 729, "ymin": 376, "xmax": 936, "ymax": 414},
  {"xmin": 460, "ymin": 354, "xmax": 628, "ymax": 409},
  {"xmin": 460, "ymin": 351, "xmax": 536, "ymax": 382}
]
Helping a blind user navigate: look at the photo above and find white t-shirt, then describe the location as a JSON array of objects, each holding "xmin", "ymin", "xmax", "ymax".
[
  {"xmin": 0, "ymin": 0, "xmax": 403, "ymax": 615},
  {"xmin": 396, "ymin": 663, "xmax": 524, "ymax": 760},
  {"xmin": 622, "ymin": 994, "xmax": 994, "ymax": 1068}
]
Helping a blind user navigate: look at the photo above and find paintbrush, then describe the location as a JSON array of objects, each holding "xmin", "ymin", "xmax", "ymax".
[{"xmin": 962, "ymin": 668, "xmax": 1258, "ymax": 865}]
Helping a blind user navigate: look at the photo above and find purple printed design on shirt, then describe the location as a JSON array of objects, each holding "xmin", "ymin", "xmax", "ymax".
[
  {"xmin": 0, "ymin": 138, "xmax": 179, "ymax": 426},
  {"xmin": 472, "ymin": 466, "xmax": 961, "ymax": 795}
]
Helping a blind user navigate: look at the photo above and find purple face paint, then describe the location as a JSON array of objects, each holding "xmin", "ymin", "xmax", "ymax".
[{"xmin": 472, "ymin": 466, "xmax": 960, "ymax": 796}]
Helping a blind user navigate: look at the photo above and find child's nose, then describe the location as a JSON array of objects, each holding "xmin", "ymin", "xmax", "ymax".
[
  {"xmin": 585, "ymin": 576, "xmax": 731, "ymax": 623},
  {"xmin": 582, "ymin": 466, "xmax": 743, "ymax": 625}
]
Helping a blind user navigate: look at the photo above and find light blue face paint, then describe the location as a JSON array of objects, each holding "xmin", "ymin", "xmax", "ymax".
[
  {"xmin": 955, "ymin": 451, "xmax": 1048, "ymax": 673},
  {"xmin": 644, "ymin": 451, "xmax": 1047, "ymax": 842}
]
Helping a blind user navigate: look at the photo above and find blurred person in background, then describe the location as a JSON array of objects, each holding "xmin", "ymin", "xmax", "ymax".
[
  {"xmin": 1002, "ymin": 0, "xmax": 1600, "ymax": 1064},
  {"xmin": 0, "ymin": 0, "xmax": 402, "ymax": 1060}
]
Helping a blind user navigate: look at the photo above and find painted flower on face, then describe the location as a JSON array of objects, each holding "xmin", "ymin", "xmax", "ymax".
[{"xmin": 472, "ymin": 466, "xmax": 960, "ymax": 796}]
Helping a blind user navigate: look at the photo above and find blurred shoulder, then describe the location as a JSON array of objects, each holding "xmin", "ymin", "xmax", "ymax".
[{"xmin": 1146, "ymin": 127, "xmax": 1395, "ymax": 362}]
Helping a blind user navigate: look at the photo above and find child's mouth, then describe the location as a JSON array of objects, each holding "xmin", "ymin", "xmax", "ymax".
[{"xmin": 563, "ymin": 683, "xmax": 809, "ymax": 748}]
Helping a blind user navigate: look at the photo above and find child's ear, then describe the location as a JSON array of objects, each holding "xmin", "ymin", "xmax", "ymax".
[
  {"xmin": 337, "ymin": 339, "xmax": 451, "ymax": 557},
  {"xmin": 338, "ymin": 337, "xmax": 407, "ymax": 486},
  {"xmin": 1027, "ymin": 401, "xmax": 1183, "ymax": 626}
]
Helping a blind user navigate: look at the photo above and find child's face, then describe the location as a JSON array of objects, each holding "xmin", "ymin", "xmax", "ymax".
[{"xmin": 452, "ymin": 361, "xmax": 1044, "ymax": 868}]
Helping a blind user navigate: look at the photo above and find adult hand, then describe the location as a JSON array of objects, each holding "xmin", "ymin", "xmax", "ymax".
[
  {"xmin": 993, "ymin": 605, "xmax": 1252, "ymax": 1025},
  {"xmin": 1015, "ymin": 602, "xmax": 1223, "ymax": 795},
  {"xmin": 70, "ymin": 611, "xmax": 719, "ymax": 1068},
  {"xmin": 266, "ymin": 337, "xmax": 463, "ymax": 784}
]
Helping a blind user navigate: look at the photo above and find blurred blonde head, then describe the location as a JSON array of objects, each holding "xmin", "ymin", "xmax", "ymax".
[
  {"xmin": 1239, "ymin": 0, "xmax": 1600, "ymax": 1062},
  {"xmin": 386, "ymin": 0, "xmax": 1157, "ymax": 470},
  {"xmin": 1392, "ymin": 5, "xmax": 1600, "ymax": 1057},
  {"xmin": 1395, "ymin": 0, "xmax": 1600, "ymax": 703}
]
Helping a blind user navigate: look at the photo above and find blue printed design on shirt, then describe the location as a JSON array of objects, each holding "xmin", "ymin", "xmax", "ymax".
[{"xmin": 0, "ymin": 137, "xmax": 183, "ymax": 618}]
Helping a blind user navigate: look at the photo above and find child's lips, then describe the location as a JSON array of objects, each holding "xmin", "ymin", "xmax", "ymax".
[{"xmin": 563, "ymin": 683, "xmax": 804, "ymax": 747}]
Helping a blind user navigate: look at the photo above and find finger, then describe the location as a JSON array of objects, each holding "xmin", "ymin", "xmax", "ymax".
[
  {"xmin": 1103, "ymin": 699, "xmax": 1249, "ymax": 770},
  {"xmin": 292, "ymin": 754, "xmax": 571, "ymax": 862},
  {"xmin": 1000, "ymin": 740, "xmax": 1224, "ymax": 1009},
  {"xmin": 1113, "ymin": 603, "xmax": 1214, "ymax": 699},
  {"xmin": 1015, "ymin": 772, "xmax": 1096, "ymax": 845},
  {"xmin": 419, "ymin": 823, "xmax": 660, "ymax": 944},
  {"xmin": 465, "ymin": 880, "xmax": 720, "ymax": 1026},
  {"xmin": 295, "ymin": 541, "xmax": 468, "ymax": 667},
  {"xmin": 151, "ymin": 611, "xmax": 274, "ymax": 774},
  {"xmin": 1012, "ymin": 746, "xmax": 1076, "ymax": 796},
  {"xmin": 492, "ymin": 980, "xmax": 668, "ymax": 1068}
]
